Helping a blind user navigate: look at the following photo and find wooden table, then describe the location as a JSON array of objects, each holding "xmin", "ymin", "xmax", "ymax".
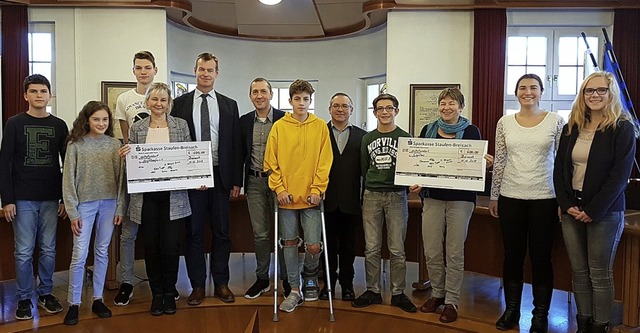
[{"xmin": 1, "ymin": 197, "xmax": 638, "ymax": 329}]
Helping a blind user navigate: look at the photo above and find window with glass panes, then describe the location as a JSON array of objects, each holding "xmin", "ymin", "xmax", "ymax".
[
  {"xmin": 28, "ymin": 23, "xmax": 55, "ymax": 114},
  {"xmin": 270, "ymin": 81, "xmax": 316, "ymax": 113},
  {"xmin": 504, "ymin": 28, "xmax": 601, "ymax": 123},
  {"xmin": 365, "ymin": 79, "xmax": 386, "ymax": 131}
]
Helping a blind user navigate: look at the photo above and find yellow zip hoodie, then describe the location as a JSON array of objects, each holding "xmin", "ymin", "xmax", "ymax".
[{"xmin": 264, "ymin": 112, "xmax": 333, "ymax": 209}]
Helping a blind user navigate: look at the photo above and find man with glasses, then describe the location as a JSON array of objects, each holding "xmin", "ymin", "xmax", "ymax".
[
  {"xmin": 319, "ymin": 93, "xmax": 366, "ymax": 301},
  {"xmin": 171, "ymin": 52, "xmax": 242, "ymax": 305},
  {"xmin": 352, "ymin": 93, "xmax": 417, "ymax": 313}
]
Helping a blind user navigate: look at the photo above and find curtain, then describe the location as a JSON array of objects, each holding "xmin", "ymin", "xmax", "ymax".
[
  {"xmin": 472, "ymin": 9, "xmax": 506, "ymax": 157},
  {"xmin": 1, "ymin": 5, "xmax": 30, "ymax": 126},
  {"xmin": 613, "ymin": 9, "xmax": 640, "ymax": 204},
  {"xmin": 613, "ymin": 9, "xmax": 640, "ymax": 122}
]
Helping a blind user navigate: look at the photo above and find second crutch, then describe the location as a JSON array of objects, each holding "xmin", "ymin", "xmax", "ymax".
[{"xmin": 272, "ymin": 195, "xmax": 336, "ymax": 322}]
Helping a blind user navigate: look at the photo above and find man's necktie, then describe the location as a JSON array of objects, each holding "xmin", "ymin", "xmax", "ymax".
[{"xmin": 200, "ymin": 93, "xmax": 211, "ymax": 141}]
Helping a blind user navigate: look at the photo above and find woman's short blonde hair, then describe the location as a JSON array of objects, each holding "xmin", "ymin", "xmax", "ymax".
[{"xmin": 145, "ymin": 82, "xmax": 173, "ymax": 113}]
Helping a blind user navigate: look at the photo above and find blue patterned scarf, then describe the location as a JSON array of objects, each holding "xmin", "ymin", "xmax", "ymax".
[{"xmin": 423, "ymin": 116, "xmax": 471, "ymax": 139}]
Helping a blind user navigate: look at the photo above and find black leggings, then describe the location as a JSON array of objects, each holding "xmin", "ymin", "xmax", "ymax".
[{"xmin": 498, "ymin": 195, "xmax": 558, "ymax": 288}]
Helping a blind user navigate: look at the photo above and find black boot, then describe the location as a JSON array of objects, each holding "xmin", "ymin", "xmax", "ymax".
[
  {"xmin": 576, "ymin": 314, "xmax": 592, "ymax": 333},
  {"xmin": 150, "ymin": 294, "xmax": 164, "ymax": 316},
  {"xmin": 496, "ymin": 280, "xmax": 523, "ymax": 331},
  {"xmin": 589, "ymin": 322, "xmax": 609, "ymax": 333},
  {"xmin": 530, "ymin": 285, "xmax": 552, "ymax": 333}
]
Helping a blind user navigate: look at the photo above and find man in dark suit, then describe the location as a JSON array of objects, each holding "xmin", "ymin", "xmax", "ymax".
[
  {"xmin": 239, "ymin": 78, "xmax": 288, "ymax": 299},
  {"xmin": 170, "ymin": 52, "xmax": 242, "ymax": 305},
  {"xmin": 319, "ymin": 92, "xmax": 366, "ymax": 301}
]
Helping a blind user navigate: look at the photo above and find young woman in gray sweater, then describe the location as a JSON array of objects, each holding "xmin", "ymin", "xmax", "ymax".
[{"xmin": 62, "ymin": 101, "xmax": 125, "ymax": 325}]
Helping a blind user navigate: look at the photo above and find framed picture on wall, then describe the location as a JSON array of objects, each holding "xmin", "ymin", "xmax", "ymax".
[
  {"xmin": 101, "ymin": 81, "xmax": 137, "ymax": 141},
  {"xmin": 173, "ymin": 81, "xmax": 188, "ymax": 98},
  {"xmin": 409, "ymin": 83, "xmax": 460, "ymax": 136}
]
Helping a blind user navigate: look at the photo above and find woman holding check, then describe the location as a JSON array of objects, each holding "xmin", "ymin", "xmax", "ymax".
[
  {"xmin": 410, "ymin": 87, "xmax": 492, "ymax": 323},
  {"xmin": 119, "ymin": 82, "xmax": 192, "ymax": 316}
]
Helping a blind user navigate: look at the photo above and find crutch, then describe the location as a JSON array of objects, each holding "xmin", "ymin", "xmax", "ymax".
[
  {"xmin": 273, "ymin": 193, "xmax": 294, "ymax": 322},
  {"xmin": 316, "ymin": 197, "xmax": 336, "ymax": 322},
  {"xmin": 273, "ymin": 193, "xmax": 281, "ymax": 322}
]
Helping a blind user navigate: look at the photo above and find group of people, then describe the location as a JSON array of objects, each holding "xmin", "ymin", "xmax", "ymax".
[
  {"xmin": 487, "ymin": 72, "xmax": 634, "ymax": 333},
  {"xmin": 0, "ymin": 47, "xmax": 634, "ymax": 333}
]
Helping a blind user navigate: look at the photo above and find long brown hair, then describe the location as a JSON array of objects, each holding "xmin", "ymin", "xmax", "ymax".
[{"xmin": 66, "ymin": 101, "xmax": 114, "ymax": 144}]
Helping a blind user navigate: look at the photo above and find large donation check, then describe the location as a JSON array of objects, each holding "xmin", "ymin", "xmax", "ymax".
[
  {"xmin": 125, "ymin": 142, "xmax": 214, "ymax": 193},
  {"xmin": 395, "ymin": 137, "xmax": 488, "ymax": 191}
]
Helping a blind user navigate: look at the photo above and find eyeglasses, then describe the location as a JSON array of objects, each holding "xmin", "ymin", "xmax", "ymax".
[
  {"xmin": 583, "ymin": 87, "xmax": 609, "ymax": 96},
  {"xmin": 331, "ymin": 104, "xmax": 352, "ymax": 110},
  {"xmin": 374, "ymin": 106, "xmax": 397, "ymax": 113}
]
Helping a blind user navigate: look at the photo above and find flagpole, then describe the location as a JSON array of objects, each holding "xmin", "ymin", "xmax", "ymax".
[{"xmin": 581, "ymin": 32, "xmax": 600, "ymax": 71}]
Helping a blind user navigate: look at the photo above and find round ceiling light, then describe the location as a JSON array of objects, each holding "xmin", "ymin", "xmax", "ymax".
[{"xmin": 259, "ymin": 0, "xmax": 282, "ymax": 5}]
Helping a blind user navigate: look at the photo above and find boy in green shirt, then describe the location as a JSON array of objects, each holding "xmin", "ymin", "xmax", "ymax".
[{"xmin": 352, "ymin": 93, "xmax": 417, "ymax": 313}]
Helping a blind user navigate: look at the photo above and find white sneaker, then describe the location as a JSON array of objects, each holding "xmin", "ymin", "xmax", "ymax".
[{"xmin": 279, "ymin": 291, "xmax": 303, "ymax": 313}]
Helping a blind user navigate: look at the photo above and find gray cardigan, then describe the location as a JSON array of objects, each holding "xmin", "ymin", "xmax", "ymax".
[{"xmin": 127, "ymin": 115, "xmax": 192, "ymax": 223}]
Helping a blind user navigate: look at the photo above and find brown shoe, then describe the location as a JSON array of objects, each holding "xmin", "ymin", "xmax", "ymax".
[
  {"xmin": 439, "ymin": 304, "xmax": 458, "ymax": 323},
  {"xmin": 187, "ymin": 287, "xmax": 205, "ymax": 306},
  {"xmin": 420, "ymin": 297, "xmax": 445, "ymax": 313},
  {"xmin": 214, "ymin": 285, "xmax": 235, "ymax": 303}
]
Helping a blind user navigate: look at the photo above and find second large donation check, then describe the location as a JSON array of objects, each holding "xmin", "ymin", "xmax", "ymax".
[
  {"xmin": 126, "ymin": 142, "xmax": 214, "ymax": 193},
  {"xmin": 395, "ymin": 137, "xmax": 488, "ymax": 191}
]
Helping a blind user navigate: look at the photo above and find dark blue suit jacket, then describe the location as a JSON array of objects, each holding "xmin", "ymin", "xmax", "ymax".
[
  {"xmin": 324, "ymin": 122, "xmax": 367, "ymax": 214},
  {"xmin": 554, "ymin": 120, "xmax": 636, "ymax": 221},
  {"xmin": 240, "ymin": 108, "xmax": 285, "ymax": 189},
  {"xmin": 171, "ymin": 90, "xmax": 242, "ymax": 191}
]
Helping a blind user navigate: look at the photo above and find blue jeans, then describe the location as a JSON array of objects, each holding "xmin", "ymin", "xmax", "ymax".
[
  {"xmin": 561, "ymin": 211, "xmax": 624, "ymax": 324},
  {"xmin": 12, "ymin": 200, "xmax": 59, "ymax": 300},
  {"xmin": 279, "ymin": 208, "xmax": 322, "ymax": 289},
  {"xmin": 118, "ymin": 216, "xmax": 139, "ymax": 285},
  {"xmin": 67, "ymin": 199, "xmax": 116, "ymax": 305},
  {"xmin": 246, "ymin": 175, "xmax": 275, "ymax": 280},
  {"xmin": 362, "ymin": 190, "xmax": 408, "ymax": 295}
]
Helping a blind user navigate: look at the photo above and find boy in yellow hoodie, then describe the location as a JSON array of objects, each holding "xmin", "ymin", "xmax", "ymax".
[{"xmin": 264, "ymin": 79, "xmax": 333, "ymax": 313}]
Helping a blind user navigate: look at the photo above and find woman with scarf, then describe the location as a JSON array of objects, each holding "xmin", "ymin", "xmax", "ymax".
[{"xmin": 410, "ymin": 87, "xmax": 492, "ymax": 323}]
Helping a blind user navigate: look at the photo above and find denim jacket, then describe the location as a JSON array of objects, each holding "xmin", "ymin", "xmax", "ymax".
[{"xmin": 127, "ymin": 115, "xmax": 192, "ymax": 223}]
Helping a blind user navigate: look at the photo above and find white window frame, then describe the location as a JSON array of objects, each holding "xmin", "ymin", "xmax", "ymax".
[
  {"xmin": 270, "ymin": 80, "xmax": 317, "ymax": 114},
  {"xmin": 363, "ymin": 76, "xmax": 386, "ymax": 131},
  {"xmin": 504, "ymin": 27, "xmax": 602, "ymax": 122},
  {"xmin": 28, "ymin": 22, "xmax": 56, "ymax": 114}
]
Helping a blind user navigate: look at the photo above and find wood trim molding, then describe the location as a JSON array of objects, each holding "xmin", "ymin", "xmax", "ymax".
[{"xmin": 3, "ymin": 0, "xmax": 640, "ymax": 40}]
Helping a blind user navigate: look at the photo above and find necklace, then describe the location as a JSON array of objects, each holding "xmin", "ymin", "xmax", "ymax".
[{"xmin": 150, "ymin": 117, "xmax": 167, "ymax": 128}]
